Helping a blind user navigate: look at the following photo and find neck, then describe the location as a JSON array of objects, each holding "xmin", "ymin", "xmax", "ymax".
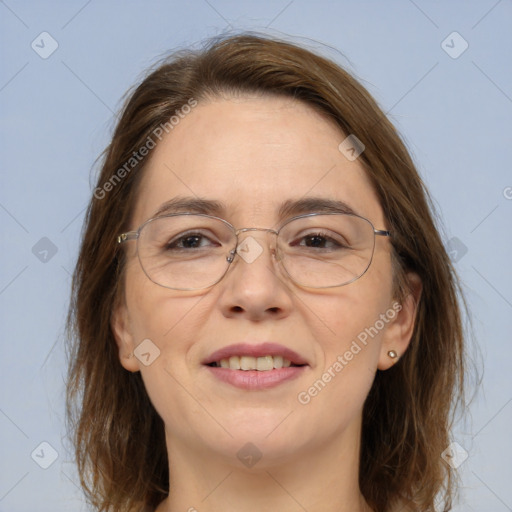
[{"xmin": 156, "ymin": 415, "xmax": 372, "ymax": 512}]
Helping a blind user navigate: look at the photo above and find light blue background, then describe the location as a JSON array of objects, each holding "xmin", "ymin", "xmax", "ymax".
[{"xmin": 1, "ymin": 1, "xmax": 511, "ymax": 511}]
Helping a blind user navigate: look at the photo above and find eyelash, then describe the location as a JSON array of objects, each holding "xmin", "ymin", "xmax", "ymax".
[
  {"xmin": 166, "ymin": 231, "xmax": 219, "ymax": 250},
  {"xmin": 165, "ymin": 230, "xmax": 347, "ymax": 251}
]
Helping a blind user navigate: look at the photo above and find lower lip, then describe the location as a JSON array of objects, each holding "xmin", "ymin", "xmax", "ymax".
[{"xmin": 205, "ymin": 365, "xmax": 307, "ymax": 390}]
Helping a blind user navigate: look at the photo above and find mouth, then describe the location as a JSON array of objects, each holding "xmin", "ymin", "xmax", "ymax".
[
  {"xmin": 206, "ymin": 355, "xmax": 305, "ymax": 371},
  {"xmin": 202, "ymin": 342, "xmax": 309, "ymax": 390},
  {"xmin": 202, "ymin": 342, "xmax": 309, "ymax": 369}
]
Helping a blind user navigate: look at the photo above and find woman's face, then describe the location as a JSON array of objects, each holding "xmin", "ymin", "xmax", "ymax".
[{"xmin": 113, "ymin": 95, "xmax": 415, "ymax": 468}]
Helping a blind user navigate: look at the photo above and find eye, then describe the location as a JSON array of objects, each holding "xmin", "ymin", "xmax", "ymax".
[
  {"xmin": 292, "ymin": 231, "xmax": 348, "ymax": 250},
  {"xmin": 166, "ymin": 231, "xmax": 220, "ymax": 250}
]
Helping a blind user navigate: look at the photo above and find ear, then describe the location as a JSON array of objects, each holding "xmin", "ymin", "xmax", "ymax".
[
  {"xmin": 111, "ymin": 303, "xmax": 140, "ymax": 373},
  {"xmin": 377, "ymin": 272, "xmax": 422, "ymax": 370}
]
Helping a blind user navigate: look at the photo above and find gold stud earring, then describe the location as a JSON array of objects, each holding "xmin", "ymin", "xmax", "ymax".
[{"xmin": 387, "ymin": 350, "xmax": 398, "ymax": 359}]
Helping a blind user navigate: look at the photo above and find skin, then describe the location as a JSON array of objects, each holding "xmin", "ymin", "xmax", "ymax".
[{"xmin": 112, "ymin": 94, "xmax": 421, "ymax": 512}]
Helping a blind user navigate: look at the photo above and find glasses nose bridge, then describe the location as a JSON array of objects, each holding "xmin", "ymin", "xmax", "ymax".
[
  {"xmin": 234, "ymin": 226, "xmax": 279, "ymax": 249},
  {"xmin": 230, "ymin": 227, "xmax": 280, "ymax": 262}
]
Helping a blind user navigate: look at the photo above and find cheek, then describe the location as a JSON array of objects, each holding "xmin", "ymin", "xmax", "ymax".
[
  {"xmin": 311, "ymin": 275, "xmax": 393, "ymax": 353},
  {"xmin": 124, "ymin": 256, "xmax": 198, "ymax": 339},
  {"xmin": 124, "ymin": 273, "xmax": 211, "ymax": 428},
  {"xmin": 295, "ymin": 292, "xmax": 390, "ymax": 425},
  {"xmin": 302, "ymin": 256, "xmax": 394, "ymax": 387},
  {"xmin": 127, "ymin": 252, "xmax": 230, "ymax": 349}
]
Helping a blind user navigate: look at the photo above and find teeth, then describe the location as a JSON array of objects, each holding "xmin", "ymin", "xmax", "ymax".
[
  {"xmin": 257, "ymin": 356, "xmax": 273, "ymax": 371},
  {"xmin": 240, "ymin": 356, "xmax": 254, "ymax": 370},
  {"xmin": 216, "ymin": 355, "xmax": 294, "ymax": 371},
  {"xmin": 273, "ymin": 355, "xmax": 283, "ymax": 369}
]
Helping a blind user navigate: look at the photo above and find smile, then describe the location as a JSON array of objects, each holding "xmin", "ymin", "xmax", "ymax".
[
  {"xmin": 203, "ymin": 342, "xmax": 309, "ymax": 389},
  {"xmin": 207, "ymin": 355, "xmax": 304, "ymax": 371}
]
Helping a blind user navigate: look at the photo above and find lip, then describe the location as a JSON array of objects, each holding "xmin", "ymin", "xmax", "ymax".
[
  {"xmin": 202, "ymin": 343, "xmax": 309, "ymax": 391},
  {"xmin": 205, "ymin": 365, "xmax": 307, "ymax": 390},
  {"xmin": 202, "ymin": 342, "xmax": 309, "ymax": 366}
]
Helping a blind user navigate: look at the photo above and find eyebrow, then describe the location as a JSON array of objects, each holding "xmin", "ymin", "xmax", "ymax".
[
  {"xmin": 277, "ymin": 197, "xmax": 357, "ymax": 219},
  {"xmin": 150, "ymin": 196, "xmax": 359, "ymax": 222},
  {"xmin": 151, "ymin": 197, "xmax": 225, "ymax": 218}
]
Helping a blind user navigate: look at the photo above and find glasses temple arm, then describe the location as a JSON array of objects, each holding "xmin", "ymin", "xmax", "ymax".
[{"xmin": 117, "ymin": 231, "xmax": 139, "ymax": 244}]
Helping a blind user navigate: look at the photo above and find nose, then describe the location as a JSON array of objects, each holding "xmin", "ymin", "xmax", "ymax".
[{"xmin": 217, "ymin": 231, "xmax": 293, "ymax": 321}]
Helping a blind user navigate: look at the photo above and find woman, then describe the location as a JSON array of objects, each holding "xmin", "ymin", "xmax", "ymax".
[{"xmin": 66, "ymin": 33, "xmax": 467, "ymax": 512}]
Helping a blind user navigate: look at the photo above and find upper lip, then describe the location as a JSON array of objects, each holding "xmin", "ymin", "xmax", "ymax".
[{"xmin": 203, "ymin": 342, "xmax": 309, "ymax": 366}]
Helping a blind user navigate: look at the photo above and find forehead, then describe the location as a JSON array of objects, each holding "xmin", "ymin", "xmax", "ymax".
[{"xmin": 132, "ymin": 95, "xmax": 384, "ymax": 227}]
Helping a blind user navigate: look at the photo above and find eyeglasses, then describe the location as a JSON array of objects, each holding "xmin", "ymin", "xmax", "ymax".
[{"xmin": 117, "ymin": 213, "xmax": 391, "ymax": 290}]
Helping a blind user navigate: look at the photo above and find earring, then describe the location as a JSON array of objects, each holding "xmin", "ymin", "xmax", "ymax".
[{"xmin": 387, "ymin": 350, "xmax": 398, "ymax": 359}]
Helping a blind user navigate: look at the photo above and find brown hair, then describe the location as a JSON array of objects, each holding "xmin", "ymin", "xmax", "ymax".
[{"xmin": 66, "ymin": 32, "xmax": 468, "ymax": 512}]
